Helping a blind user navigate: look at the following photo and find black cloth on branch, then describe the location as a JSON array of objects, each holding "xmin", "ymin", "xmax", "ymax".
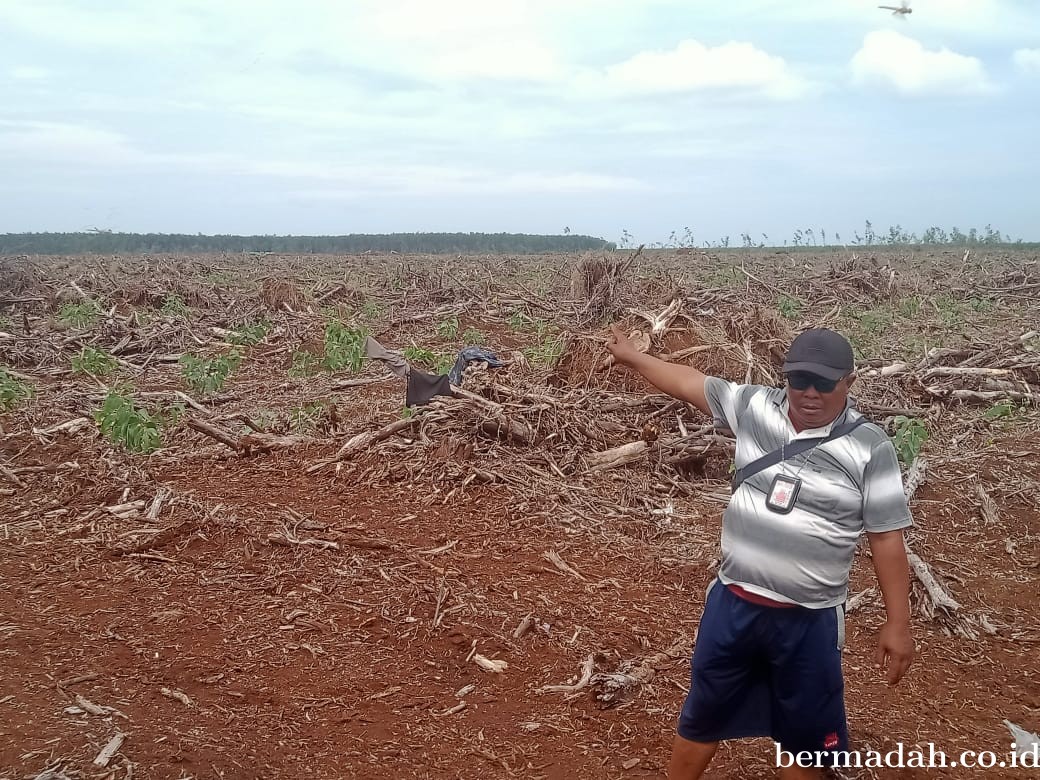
[
  {"xmin": 448, "ymin": 347, "xmax": 504, "ymax": 384},
  {"xmin": 406, "ymin": 368, "xmax": 452, "ymax": 407}
]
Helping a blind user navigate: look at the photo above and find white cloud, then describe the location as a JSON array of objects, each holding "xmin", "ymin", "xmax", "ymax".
[
  {"xmin": 0, "ymin": 120, "xmax": 139, "ymax": 163},
  {"xmin": 356, "ymin": 0, "xmax": 566, "ymax": 82},
  {"xmin": 0, "ymin": 119, "xmax": 644, "ymax": 196},
  {"xmin": 851, "ymin": 31, "xmax": 993, "ymax": 95},
  {"xmin": 0, "ymin": 2, "xmax": 212, "ymax": 51},
  {"xmin": 1014, "ymin": 48, "xmax": 1040, "ymax": 75},
  {"xmin": 216, "ymin": 159, "xmax": 646, "ymax": 195},
  {"xmin": 10, "ymin": 66, "xmax": 49, "ymax": 80},
  {"xmin": 291, "ymin": 171, "xmax": 644, "ymax": 199},
  {"xmin": 577, "ymin": 39, "xmax": 810, "ymax": 100}
]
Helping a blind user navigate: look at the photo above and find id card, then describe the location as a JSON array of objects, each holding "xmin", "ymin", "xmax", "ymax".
[{"xmin": 766, "ymin": 474, "xmax": 801, "ymax": 514}]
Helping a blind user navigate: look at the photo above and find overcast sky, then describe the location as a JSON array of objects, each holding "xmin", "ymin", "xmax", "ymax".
[{"xmin": 1, "ymin": 0, "xmax": 1038, "ymax": 245}]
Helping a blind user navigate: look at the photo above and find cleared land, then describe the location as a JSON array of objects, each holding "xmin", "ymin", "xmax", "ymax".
[{"xmin": 1, "ymin": 249, "xmax": 1038, "ymax": 779}]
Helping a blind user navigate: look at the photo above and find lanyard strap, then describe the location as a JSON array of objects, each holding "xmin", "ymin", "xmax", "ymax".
[{"xmin": 730, "ymin": 417, "xmax": 869, "ymax": 493}]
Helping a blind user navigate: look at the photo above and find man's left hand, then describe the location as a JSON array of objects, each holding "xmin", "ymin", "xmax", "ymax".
[{"xmin": 876, "ymin": 620, "xmax": 914, "ymax": 685}]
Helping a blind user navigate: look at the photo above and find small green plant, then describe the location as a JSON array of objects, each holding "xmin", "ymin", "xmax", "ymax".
[
  {"xmin": 933, "ymin": 294, "xmax": 966, "ymax": 327},
  {"xmin": 289, "ymin": 350, "xmax": 320, "ymax": 377},
  {"xmin": 777, "ymin": 294, "xmax": 803, "ymax": 320},
  {"xmin": 507, "ymin": 311, "xmax": 556, "ymax": 339},
  {"xmin": 0, "ymin": 368, "xmax": 33, "ymax": 411},
  {"xmin": 360, "ymin": 299, "xmax": 385, "ymax": 321},
  {"xmin": 71, "ymin": 346, "xmax": 118, "ymax": 377},
  {"xmin": 322, "ymin": 321, "xmax": 366, "ymax": 372},
  {"xmin": 58, "ymin": 301, "xmax": 101, "ymax": 329},
  {"xmin": 982, "ymin": 400, "xmax": 1018, "ymax": 422},
  {"xmin": 891, "ymin": 416, "xmax": 927, "ymax": 465},
  {"xmin": 968, "ymin": 296, "xmax": 994, "ymax": 314},
  {"xmin": 160, "ymin": 401, "xmax": 187, "ymax": 429},
  {"xmin": 403, "ymin": 345, "xmax": 453, "ymax": 375},
  {"xmin": 247, "ymin": 409, "xmax": 277, "ymax": 432},
  {"xmin": 703, "ymin": 265, "xmax": 743, "ymax": 288},
  {"xmin": 228, "ymin": 321, "xmax": 270, "ymax": 346},
  {"xmin": 856, "ymin": 306, "xmax": 894, "ymax": 336},
  {"xmin": 180, "ymin": 350, "xmax": 242, "ymax": 394},
  {"xmin": 896, "ymin": 296, "xmax": 923, "ymax": 319},
  {"xmin": 436, "ymin": 316, "xmax": 460, "ymax": 340},
  {"xmin": 507, "ymin": 311, "xmax": 528, "ymax": 332},
  {"xmin": 161, "ymin": 294, "xmax": 190, "ymax": 318},
  {"xmin": 523, "ymin": 335, "xmax": 565, "ymax": 368},
  {"xmin": 533, "ymin": 319, "xmax": 556, "ymax": 339},
  {"xmin": 461, "ymin": 328, "xmax": 485, "ymax": 345},
  {"xmin": 403, "ymin": 345, "xmax": 436, "ymax": 363},
  {"xmin": 94, "ymin": 392, "xmax": 161, "ymax": 453},
  {"xmin": 288, "ymin": 402, "xmax": 328, "ymax": 433},
  {"xmin": 899, "ymin": 334, "xmax": 939, "ymax": 359}
]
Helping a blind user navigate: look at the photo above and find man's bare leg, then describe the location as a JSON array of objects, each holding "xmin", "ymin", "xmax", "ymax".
[{"xmin": 667, "ymin": 734, "xmax": 717, "ymax": 780}]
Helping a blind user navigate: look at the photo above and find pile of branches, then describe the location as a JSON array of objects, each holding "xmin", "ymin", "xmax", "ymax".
[
  {"xmin": 861, "ymin": 330, "xmax": 1040, "ymax": 409},
  {"xmin": 570, "ymin": 248, "xmax": 642, "ymax": 327},
  {"xmin": 305, "ymin": 367, "xmax": 735, "ymax": 508}
]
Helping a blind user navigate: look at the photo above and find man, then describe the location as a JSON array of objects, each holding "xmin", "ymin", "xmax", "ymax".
[{"xmin": 606, "ymin": 326, "xmax": 915, "ymax": 780}]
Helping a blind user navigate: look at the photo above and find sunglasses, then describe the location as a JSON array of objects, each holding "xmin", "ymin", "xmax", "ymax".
[{"xmin": 785, "ymin": 371, "xmax": 844, "ymax": 394}]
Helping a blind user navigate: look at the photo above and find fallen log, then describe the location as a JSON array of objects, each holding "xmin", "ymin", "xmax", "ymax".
[
  {"xmin": 922, "ymin": 366, "xmax": 1012, "ymax": 379},
  {"xmin": 921, "ymin": 386, "xmax": 1038, "ymax": 405},
  {"xmin": 902, "ymin": 455, "xmax": 977, "ymax": 639},
  {"xmin": 32, "ymin": 417, "xmax": 94, "ymax": 437},
  {"xmin": 306, "ymin": 415, "xmax": 423, "ymax": 473},
  {"xmin": 450, "ymin": 386, "xmax": 535, "ymax": 444},
  {"xmin": 185, "ymin": 416, "xmax": 242, "ymax": 451},
  {"xmin": 586, "ymin": 441, "xmax": 647, "ymax": 472},
  {"xmin": 586, "ymin": 428, "xmax": 727, "ymax": 474},
  {"xmin": 903, "ymin": 456, "xmax": 927, "ymax": 502},
  {"xmin": 905, "ymin": 547, "xmax": 961, "ymax": 614},
  {"xmin": 186, "ymin": 416, "xmax": 312, "ymax": 455}
]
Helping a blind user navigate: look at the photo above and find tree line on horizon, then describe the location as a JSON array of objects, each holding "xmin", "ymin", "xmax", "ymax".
[
  {"xmin": 1, "ymin": 224, "xmax": 1036, "ymax": 256},
  {"xmin": 0, "ymin": 231, "xmax": 614, "ymax": 256}
]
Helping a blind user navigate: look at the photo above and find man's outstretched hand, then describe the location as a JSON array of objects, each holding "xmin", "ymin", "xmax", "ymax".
[
  {"xmin": 606, "ymin": 324, "xmax": 639, "ymax": 366},
  {"xmin": 603, "ymin": 324, "xmax": 711, "ymax": 414}
]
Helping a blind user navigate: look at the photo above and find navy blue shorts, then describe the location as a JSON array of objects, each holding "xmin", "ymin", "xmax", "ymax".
[{"xmin": 677, "ymin": 579, "xmax": 849, "ymax": 759}]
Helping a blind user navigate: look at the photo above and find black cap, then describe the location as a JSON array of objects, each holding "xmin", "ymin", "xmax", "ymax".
[{"xmin": 782, "ymin": 328, "xmax": 855, "ymax": 380}]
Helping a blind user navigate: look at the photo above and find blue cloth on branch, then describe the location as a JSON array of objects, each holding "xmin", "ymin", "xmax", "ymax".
[{"xmin": 448, "ymin": 347, "xmax": 504, "ymax": 384}]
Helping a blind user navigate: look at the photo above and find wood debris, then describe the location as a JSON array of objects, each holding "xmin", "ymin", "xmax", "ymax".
[
  {"xmin": 472, "ymin": 654, "xmax": 508, "ymax": 674},
  {"xmin": 92, "ymin": 733, "xmax": 126, "ymax": 767},
  {"xmin": 512, "ymin": 614, "xmax": 535, "ymax": 639},
  {"xmin": 538, "ymin": 637, "xmax": 689, "ymax": 705},
  {"xmin": 543, "ymin": 550, "xmax": 584, "ymax": 580},
  {"xmin": 975, "ymin": 483, "xmax": 999, "ymax": 525},
  {"xmin": 159, "ymin": 687, "xmax": 192, "ymax": 706}
]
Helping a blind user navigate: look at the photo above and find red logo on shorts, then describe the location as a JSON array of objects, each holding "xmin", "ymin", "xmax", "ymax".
[{"xmin": 824, "ymin": 732, "xmax": 839, "ymax": 749}]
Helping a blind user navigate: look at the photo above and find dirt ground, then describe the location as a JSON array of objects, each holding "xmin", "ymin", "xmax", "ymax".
[{"xmin": 1, "ymin": 250, "xmax": 1038, "ymax": 779}]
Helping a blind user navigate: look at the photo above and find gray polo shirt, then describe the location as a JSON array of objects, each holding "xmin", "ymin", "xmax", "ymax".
[{"xmin": 704, "ymin": 377, "xmax": 913, "ymax": 609}]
